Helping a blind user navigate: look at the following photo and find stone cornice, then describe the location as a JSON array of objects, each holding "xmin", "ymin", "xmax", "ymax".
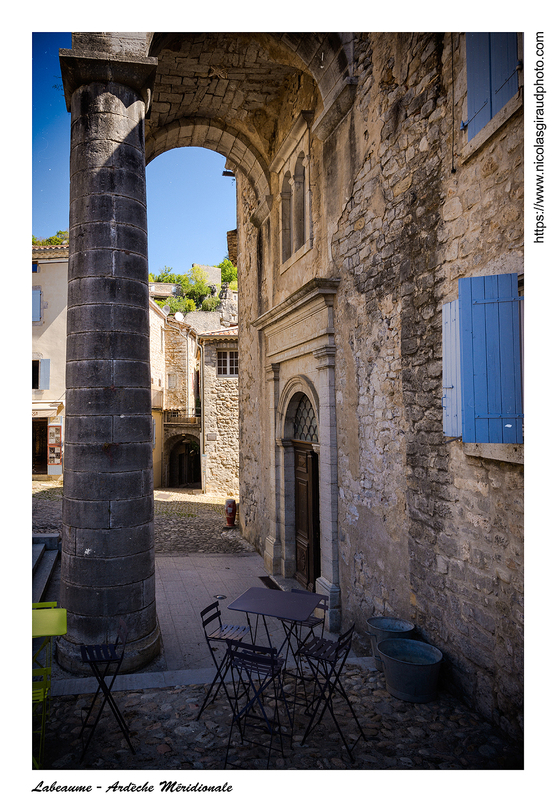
[
  {"xmin": 252, "ymin": 278, "xmax": 340, "ymax": 332},
  {"xmin": 59, "ymin": 50, "xmax": 158, "ymax": 114}
]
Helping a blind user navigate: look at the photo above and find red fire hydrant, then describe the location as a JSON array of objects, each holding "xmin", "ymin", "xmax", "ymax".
[{"xmin": 224, "ymin": 498, "xmax": 237, "ymax": 528}]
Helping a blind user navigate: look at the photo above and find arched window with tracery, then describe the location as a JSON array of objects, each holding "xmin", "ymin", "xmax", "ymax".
[
  {"xmin": 281, "ymin": 172, "xmax": 292, "ymax": 262},
  {"xmin": 293, "ymin": 154, "xmax": 306, "ymax": 253},
  {"xmin": 293, "ymin": 394, "xmax": 319, "ymax": 443}
]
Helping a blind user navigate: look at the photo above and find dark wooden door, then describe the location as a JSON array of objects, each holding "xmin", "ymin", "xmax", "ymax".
[
  {"xmin": 32, "ymin": 418, "xmax": 48, "ymax": 474},
  {"xmin": 293, "ymin": 442, "xmax": 320, "ymax": 591}
]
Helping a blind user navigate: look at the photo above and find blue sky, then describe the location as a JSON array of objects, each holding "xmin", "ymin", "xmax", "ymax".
[{"xmin": 32, "ymin": 32, "xmax": 237, "ymax": 276}]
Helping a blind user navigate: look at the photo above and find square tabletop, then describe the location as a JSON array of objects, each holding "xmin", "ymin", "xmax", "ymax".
[
  {"xmin": 228, "ymin": 586, "xmax": 326, "ymax": 622},
  {"xmin": 32, "ymin": 607, "xmax": 68, "ymax": 638}
]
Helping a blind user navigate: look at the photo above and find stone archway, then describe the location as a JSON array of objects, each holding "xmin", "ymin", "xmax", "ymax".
[
  {"xmin": 57, "ymin": 32, "xmax": 354, "ymax": 669},
  {"xmin": 168, "ymin": 435, "xmax": 201, "ymax": 488}
]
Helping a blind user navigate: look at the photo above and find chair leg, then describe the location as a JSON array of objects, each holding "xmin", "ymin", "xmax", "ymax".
[
  {"xmin": 80, "ymin": 662, "xmax": 135, "ymax": 761},
  {"xmin": 300, "ymin": 660, "xmax": 366, "ymax": 762},
  {"xmin": 224, "ymin": 663, "xmax": 292, "ymax": 768},
  {"xmin": 197, "ymin": 643, "xmax": 240, "ymax": 720}
]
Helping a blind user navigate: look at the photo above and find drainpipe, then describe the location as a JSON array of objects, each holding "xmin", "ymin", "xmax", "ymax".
[{"xmin": 199, "ymin": 338, "xmax": 206, "ymax": 493}]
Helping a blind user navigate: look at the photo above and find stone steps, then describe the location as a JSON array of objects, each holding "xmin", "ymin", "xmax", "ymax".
[{"xmin": 32, "ymin": 533, "xmax": 61, "ymax": 603}]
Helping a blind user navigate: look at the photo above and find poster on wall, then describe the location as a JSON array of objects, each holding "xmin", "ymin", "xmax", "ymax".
[{"xmin": 48, "ymin": 425, "xmax": 62, "ymax": 464}]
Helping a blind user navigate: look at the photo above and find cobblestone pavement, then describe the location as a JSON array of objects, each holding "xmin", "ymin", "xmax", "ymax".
[
  {"xmin": 40, "ymin": 663, "xmax": 523, "ymax": 771},
  {"xmin": 32, "ymin": 480, "xmax": 254, "ymax": 554},
  {"xmin": 32, "ymin": 479, "xmax": 524, "ymax": 776}
]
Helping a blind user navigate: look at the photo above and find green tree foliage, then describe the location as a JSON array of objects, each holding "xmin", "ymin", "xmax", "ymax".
[
  {"xmin": 149, "ymin": 258, "xmax": 237, "ymax": 312},
  {"xmin": 154, "ymin": 296, "xmax": 196, "ymax": 315},
  {"xmin": 217, "ymin": 258, "xmax": 237, "ymax": 285},
  {"xmin": 201, "ymin": 296, "xmax": 220, "ymax": 311},
  {"xmin": 32, "ymin": 230, "xmax": 69, "ymax": 246},
  {"xmin": 150, "ymin": 265, "xmax": 211, "ymax": 309}
]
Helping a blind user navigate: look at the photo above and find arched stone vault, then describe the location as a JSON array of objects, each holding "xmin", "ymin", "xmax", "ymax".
[{"xmin": 144, "ymin": 33, "xmax": 357, "ymax": 208}]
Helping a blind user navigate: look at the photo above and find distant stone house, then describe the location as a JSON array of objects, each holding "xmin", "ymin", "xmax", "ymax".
[
  {"xmin": 198, "ymin": 326, "xmax": 239, "ymax": 496},
  {"xmin": 150, "ymin": 278, "xmax": 240, "ymax": 495},
  {"xmin": 32, "ymin": 245, "xmax": 69, "ymax": 476},
  {"xmin": 32, "ymin": 253, "xmax": 239, "ymax": 495}
]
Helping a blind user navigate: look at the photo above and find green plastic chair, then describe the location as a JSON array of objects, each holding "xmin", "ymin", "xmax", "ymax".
[{"xmin": 32, "ymin": 667, "xmax": 51, "ymax": 768}]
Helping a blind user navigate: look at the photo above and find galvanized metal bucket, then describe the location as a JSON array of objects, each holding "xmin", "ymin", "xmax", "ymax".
[
  {"xmin": 366, "ymin": 617, "xmax": 415, "ymax": 671},
  {"xmin": 377, "ymin": 638, "xmax": 443, "ymax": 703}
]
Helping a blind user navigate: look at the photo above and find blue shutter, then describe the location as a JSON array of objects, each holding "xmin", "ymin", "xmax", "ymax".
[
  {"xmin": 466, "ymin": 33, "xmax": 519, "ymax": 140},
  {"xmin": 490, "ymin": 33, "xmax": 519, "ymax": 118},
  {"xmin": 466, "ymin": 33, "xmax": 491, "ymax": 140},
  {"xmin": 442, "ymin": 301, "xmax": 462, "ymax": 437},
  {"xmin": 459, "ymin": 274, "xmax": 523, "ymax": 444},
  {"xmin": 39, "ymin": 359, "xmax": 50, "ymax": 390},
  {"xmin": 32, "ymin": 288, "xmax": 41, "ymax": 321}
]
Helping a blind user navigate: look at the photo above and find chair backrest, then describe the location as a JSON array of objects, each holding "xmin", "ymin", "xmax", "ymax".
[
  {"xmin": 199, "ymin": 601, "xmax": 222, "ymax": 633},
  {"xmin": 32, "ymin": 666, "xmax": 52, "ymax": 699},
  {"xmin": 229, "ymin": 641, "xmax": 279, "ymax": 673},
  {"xmin": 335, "ymin": 623, "xmax": 355, "ymax": 658}
]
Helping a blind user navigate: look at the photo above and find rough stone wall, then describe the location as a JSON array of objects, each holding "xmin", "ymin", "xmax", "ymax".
[
  {"xmin": 202, "ymin": 341, "xmax": 239, "ymax": 496},
  {"xmin": 164, "ymin": 322, "xmax": 198, "ymax": 413},
  {"xmin": 328, "ymin": 33, "xmax": 523, "ymax": 737},
  {"xmin": 236, "ymin": 32, "xmax": 523, "ymax": 738}
]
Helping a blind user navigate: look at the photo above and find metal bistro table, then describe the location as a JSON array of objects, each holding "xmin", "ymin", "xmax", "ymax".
[
  {"xmin": 227, "ymin": 586, "xmax": 327, "ymax": 658},
  {"xmin": 32, "ymin": 606, "xmax": 67, "ymax": 668}
]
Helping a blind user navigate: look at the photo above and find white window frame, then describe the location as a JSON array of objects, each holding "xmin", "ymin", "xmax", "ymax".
[{"xmin": 217, "ymin": 350, "xmax": 239, "ymax": 377}]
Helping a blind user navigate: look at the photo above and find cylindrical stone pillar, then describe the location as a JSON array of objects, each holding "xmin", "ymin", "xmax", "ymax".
[{"xmin": 57, "ymin": 53, "xmax": 161, "ymax": 672}]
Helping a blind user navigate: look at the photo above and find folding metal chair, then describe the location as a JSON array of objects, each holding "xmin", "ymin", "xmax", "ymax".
[
  {"xmin": 196, "ymin": 600, "xmax": 250, "ymax": 720},
  {"xmin": 284, "ymin": 588, "xmax": 328, "ymax": 655},
  {"xmin": 297, "ymin": 623, "xmax": 366, "ymax": 761},
  {"xmin": 79, "ymin": 618, "xmax": 135, "ymax": 761},
  {"xmin": 224, "ymin": 641, "xmax": 293, "ymax": 768},
  {"xmin": 32, "ymin": 666, "xmax": 51, "ymax": 768}
]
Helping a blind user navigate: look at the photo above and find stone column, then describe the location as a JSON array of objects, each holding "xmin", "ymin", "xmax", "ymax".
[
  {"xmin": 314, "ymin": 344, "xmax": 341, "ymax": 632},
  {"xmin": 57, "ymin": 52, "xmax": 161, "ymax": 672}
]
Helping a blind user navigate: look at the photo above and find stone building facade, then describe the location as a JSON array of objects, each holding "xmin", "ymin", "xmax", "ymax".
[
  {"xmin": 32, "ymin": 245, "xmax": 69, "ymax": 476},
  {"xmin": 58, "ymin": 33, "xmax": 524, "ymax": 735},
  {"xmin": 199, "ymin": 327, "xmax": 239, "ymax": 496}
]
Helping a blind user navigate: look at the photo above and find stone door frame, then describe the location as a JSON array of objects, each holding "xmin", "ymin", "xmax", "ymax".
[{"xmin": 253, "ymin": 278, "xmax": 341, "ymax": 630}]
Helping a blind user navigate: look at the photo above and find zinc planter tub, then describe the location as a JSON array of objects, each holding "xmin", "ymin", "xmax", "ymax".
[
  {"xmin": 377, "ymin": 638, "xmax": 443, "ymax": 703},
  {"xmin": 366, "ymin": 617, "xmax": 415, "ymax": 671}
]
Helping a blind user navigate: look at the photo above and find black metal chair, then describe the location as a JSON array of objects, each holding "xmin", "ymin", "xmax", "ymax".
[
  {"xmin": 297, "ymin": 623, "xmax": 366, "ymax": 761},
  {"xmin": 79, "ymin": 618, "xmax": 135, "ymax": 761},
  {"xmin": 196, "ymin": 600, "xmax": 250, "ymax": 720},
  {"xmin": 224, "ymin": 641, "xmax": 292, "ymax": 768},
  {"xmin": 287, "ymin": 588, "xmax": 328, "ymax": 651}
]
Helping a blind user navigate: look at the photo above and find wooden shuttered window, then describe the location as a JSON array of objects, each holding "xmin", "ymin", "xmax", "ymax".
[
  {"xmin": 33, "ymin": 358, "xmax": 50, "ymax": 390},
  {"xmin": 32, "ymin": 288, "xmax": 42, "ymax": 322},
  {"xmin": 442, "ymin": 274, "xmax": 523, "ymax": 444},
  {"xmin": 442, "ymin": 300, "xmax": 462, "ymax": 437},
  {"xmin": 465, "ymin": 33, "xmax": 519, "ymax": 140},
  {"xmin": 40, "ymin": 359, "xmax": 50, "ymax": 390}
]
